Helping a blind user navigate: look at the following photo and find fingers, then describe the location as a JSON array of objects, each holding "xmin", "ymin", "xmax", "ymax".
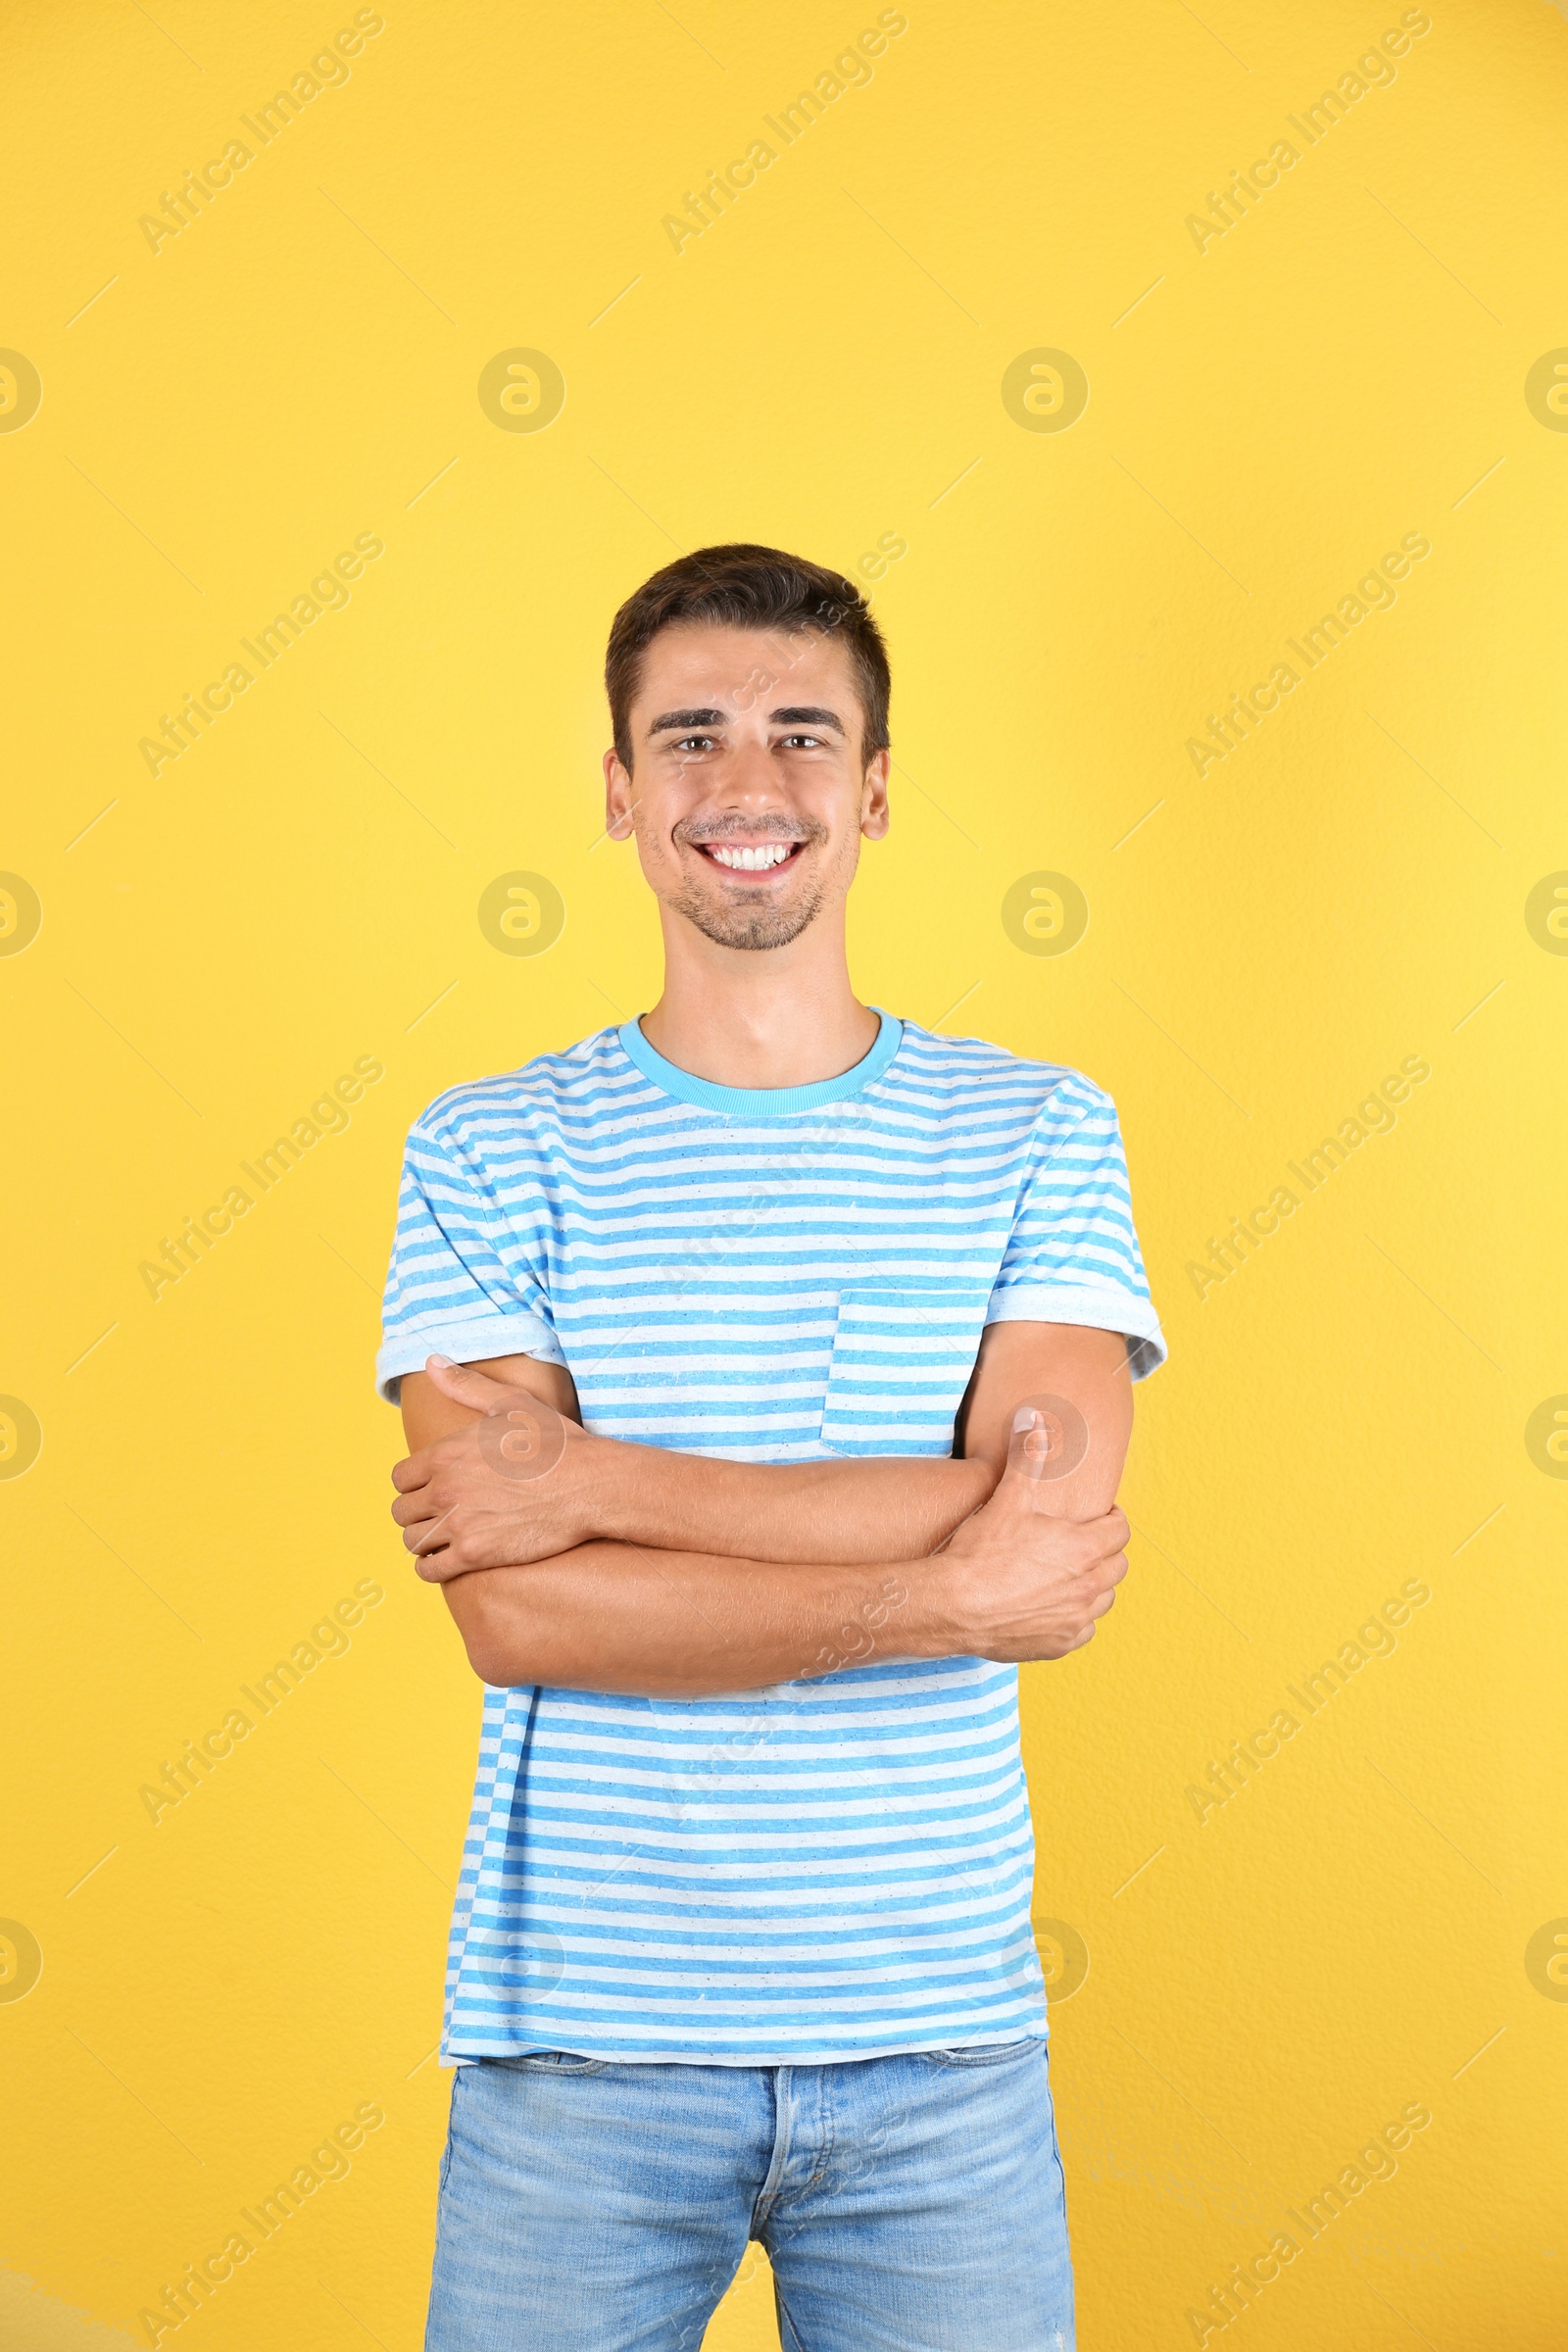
[
  {"xmin": 393, "ymin": 1494, "xmax": 541, "ymax": 1567},
  {"xmin": 424, "ymin": 1354, "xmax": 514, "ymax": 1411},
  {"xmin": 1065, "ymin": 1510, "xmax": 1127, "ymax": 1571},
  {"xmin": 1075, "ymin": 1546, "xmax": 1127, "ymax": 1598},
  {"xmin": 390, "ymin": 1452, "xmax": 428, "ymax": 1494},
  {"xmin": 1047, "ymin": 1541, "xmax": 1125, "ymax": 1656},
  {"xmin": 412, "ymin": 1545, "xmax": 467, "ymax": 1585},
  {"xmin": 391, "ymin": 1479, "xmax": 460, "ymax": 1534},
  {"xmin": 1067, "ymin": 1572, "xmax": 1123, "ymax": 1646},
  {"xmin": 402, "ymin": 1506, "xmax": 457, "ymax": 1554},
  {"xmin": 1063, "ymin": 1588, "xmax": 1117, "ymax": 1652}
]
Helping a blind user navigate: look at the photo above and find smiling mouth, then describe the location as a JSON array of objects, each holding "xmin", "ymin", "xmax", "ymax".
[{"xmin": 694, "ymin": 840, "xmax": 806, "ymax": 876}]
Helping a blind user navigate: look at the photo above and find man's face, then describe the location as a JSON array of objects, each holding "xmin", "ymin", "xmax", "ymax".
[{"xmin": 604, "ymin": 622, "xmax": 890, "ymax": 953}]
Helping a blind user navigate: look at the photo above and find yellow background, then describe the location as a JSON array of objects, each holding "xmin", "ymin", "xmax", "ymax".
[{"xmin": 3, "ymin": 0, "xmax": 1565, "ymax": 2344}]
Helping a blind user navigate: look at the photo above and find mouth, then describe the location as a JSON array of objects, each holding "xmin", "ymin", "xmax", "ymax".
[{"xmin": 691, "ymin": 839, "xmax": 807, "ymax": 879}]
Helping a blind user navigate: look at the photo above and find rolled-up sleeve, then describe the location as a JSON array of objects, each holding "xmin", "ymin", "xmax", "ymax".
[
  {"xmin": 375, "ymin": 1111, "xmax": 564, "ymax": 1403},
  {"xmin": 986, "ymin": 1081, "xmax": 1168, "ymax": 1381}
]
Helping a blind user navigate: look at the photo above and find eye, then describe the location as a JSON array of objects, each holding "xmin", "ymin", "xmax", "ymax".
[
  {"xmin": 672, "ymin": 734, "xmax": 717, "ymax": 754},
  {"xmin": 780, "ymin": 731, "xmax": 825, "ymax": 750}
]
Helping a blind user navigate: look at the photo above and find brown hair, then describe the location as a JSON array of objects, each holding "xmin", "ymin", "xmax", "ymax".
[{"xmin": 604, "ymin": 542, "xmax": 891, "ymax": 770}]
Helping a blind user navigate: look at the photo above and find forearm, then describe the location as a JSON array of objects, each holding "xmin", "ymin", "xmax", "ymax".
[
  {"xmin": 575, "ymin": 1323, "xmax": 1129, "ymax": 1562},
  {"xmin": 445, "ymin": 1540, "xmax": 942, "ymax": 1698},
  {"xmin": 396, "ymin": 1326, "xmax": 1134, "ymax": 1687},
  {"xmin": 590, "ymin": 1446, "xmax": 999, "ymax": 1564}
]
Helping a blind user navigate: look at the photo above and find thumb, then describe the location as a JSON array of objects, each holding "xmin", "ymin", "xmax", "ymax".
[
  {"xmin": 424, "ymin": 1354, "xmax": 514, "ymax": 1415},
  {"xmin": 1005, "ymin": 1395, "xmax": 1090, "ymax": 1485},
  {"xmin": 1004, "ymin": 1406, "xmax": 1050, "ymax": 1485}
]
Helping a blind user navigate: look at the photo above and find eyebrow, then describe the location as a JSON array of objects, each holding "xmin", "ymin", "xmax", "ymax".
[
  {"xmin": 645, "ymin": 705, "xmax": 847, "ymax": 738},
  {"xmin": 647, "ymin": 708, "xmax": 726, "ymax": 735},
  {"xmin": 769, "ymin": 706, "xmax": 844, "ymax": 734}
]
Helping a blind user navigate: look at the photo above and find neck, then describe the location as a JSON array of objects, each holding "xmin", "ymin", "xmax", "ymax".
[{"xmin": 637, "ymin": 908, "xmax": 880, "ymax": 1091}]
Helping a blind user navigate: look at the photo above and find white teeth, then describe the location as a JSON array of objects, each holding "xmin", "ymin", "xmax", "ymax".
[{"xmin": 709, "ymin": 843, "xmax": 794, "ymax": 870}]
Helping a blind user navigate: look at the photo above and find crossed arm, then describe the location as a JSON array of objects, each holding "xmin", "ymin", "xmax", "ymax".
[{"xmin": 391, "ymin": 1319, "xmax": 1137, "ymax": 1699}]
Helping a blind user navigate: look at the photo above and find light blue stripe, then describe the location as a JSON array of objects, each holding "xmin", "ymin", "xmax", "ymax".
[
  {"xmin": 378, "ymin": 1018, "xmax": 1165, "ymax": 2059},
  {"xmin": 619, "ymin": 1007, "xmax": 904, "ymax": 1113}
]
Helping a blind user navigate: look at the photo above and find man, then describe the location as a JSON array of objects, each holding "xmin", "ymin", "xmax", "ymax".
[{"xmin": 379, "ymin": 544, "xmax": 1166, "ymax": 2351}]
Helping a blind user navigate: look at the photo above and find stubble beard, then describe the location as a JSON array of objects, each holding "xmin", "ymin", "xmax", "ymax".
[
  {"xmin": 669, "ymin": 877, "xmax": 829, "ymax": 952},
  {"xmin": 667, "ymin": 819, "xmax": 835, "ymax": 952}
]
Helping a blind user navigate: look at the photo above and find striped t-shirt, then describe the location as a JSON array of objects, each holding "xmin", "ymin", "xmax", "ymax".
[{"xmin": 376, "ymin": 1012, "xmax": 1166, "ymax": 2065}]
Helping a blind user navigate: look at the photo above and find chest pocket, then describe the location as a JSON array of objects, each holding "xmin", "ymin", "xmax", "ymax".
[{"xmin": 818, "ymin": 1285, "xmax": 994, "ymax": 1456}]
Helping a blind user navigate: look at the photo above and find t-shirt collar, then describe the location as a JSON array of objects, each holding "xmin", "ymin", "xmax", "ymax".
[{"xmin": 617, "ymin": 1007, "xmax": 903, "ymax": 1116}]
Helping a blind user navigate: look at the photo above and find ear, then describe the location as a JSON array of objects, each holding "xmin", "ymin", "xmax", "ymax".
[
  {"xmin": 860, "ymin": 746, "xmax": 891, "ymax": 840},
  {"xmin": 604, "ymin": 746, "xmax": 636, "ymax": 840}
]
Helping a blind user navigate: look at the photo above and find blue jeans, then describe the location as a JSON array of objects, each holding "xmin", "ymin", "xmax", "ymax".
[{"xmin": 424, "ymin": 2039, "xmax": 1074, "ymax": 2352}]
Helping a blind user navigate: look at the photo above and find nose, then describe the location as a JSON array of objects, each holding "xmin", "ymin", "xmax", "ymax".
[{"xmin": 704, "ymin": 730, "xmax": 794, "ymax": 814}]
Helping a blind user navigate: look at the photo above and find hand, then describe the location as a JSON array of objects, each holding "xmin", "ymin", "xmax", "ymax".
[
  {"xmin": 391, "ymin": 1358, "xmax": 615, "ymax": 1580},
  {"xmin": 935, "ymin": 1408, "xmax": 1129, "ymax": 1661}
]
